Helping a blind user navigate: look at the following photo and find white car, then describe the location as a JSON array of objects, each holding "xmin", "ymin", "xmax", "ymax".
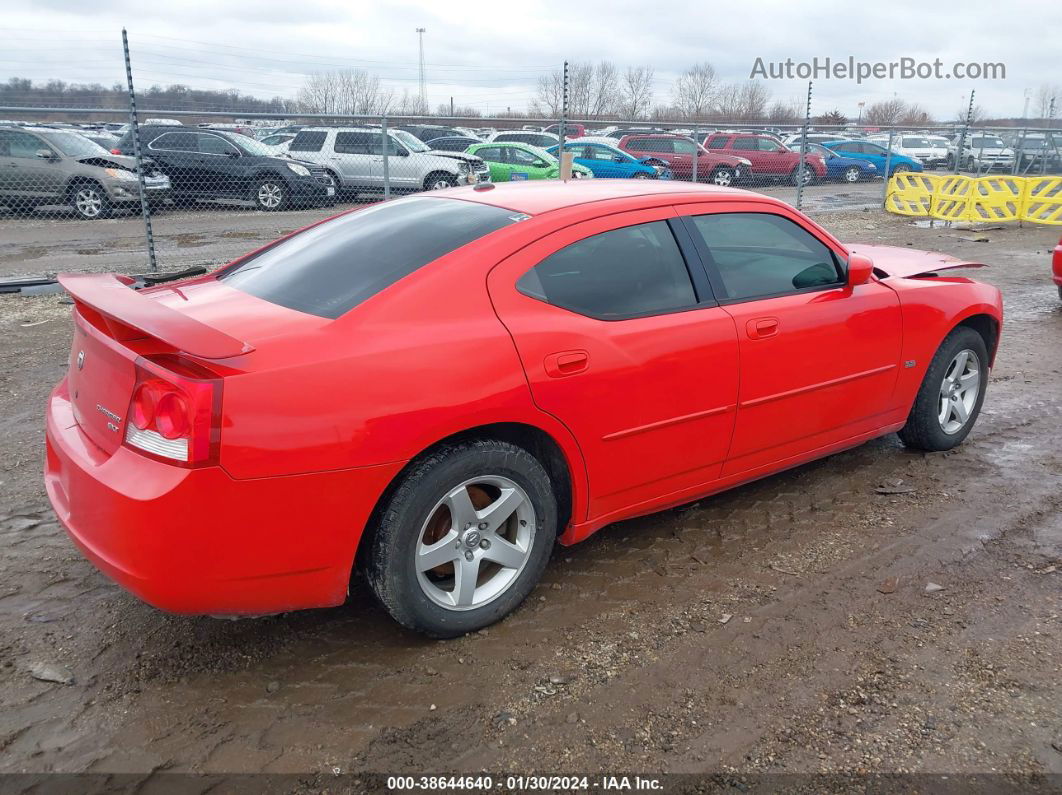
[
  {"xmin": 283, "ymin": 127, "xmax": 490, "ymax": 193},
  {"xmin": 488, "ymin": 130, "xmax": 561, "ymax": 149},
  {"xmin": 782, "ymin": 133, "xmax": 844, "ymax": 148},
  {"xmin": 867, "ymin": 134, "xmax": 948, "ymax": 168},
  {"xmin": 946, "ymin": 133, "xmax": 1016, "ymax": 172}
]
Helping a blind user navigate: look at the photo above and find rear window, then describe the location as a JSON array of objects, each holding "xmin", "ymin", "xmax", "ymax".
[
  {"xmin": 288, "ymin": 130, "xmax": 327, "ymax": 152},
  {"xmin": 219, "ymin": 197, "xmax": 522, "ymax": 319}
]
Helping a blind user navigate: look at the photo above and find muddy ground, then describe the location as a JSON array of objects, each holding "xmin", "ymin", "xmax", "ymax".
[{"xmin": 0, "ymin": 201, "xmax": 1059, "ymax": 789}]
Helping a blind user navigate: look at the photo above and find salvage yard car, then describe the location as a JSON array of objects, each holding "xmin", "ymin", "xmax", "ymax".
[
  {"xmin": 114, "ymin": 125, "xmax": 334, "ymax": 211},
  {"xmin": 703, "ymin": 133, "xmax": 827, "ymax": 186},
  {"xmin": 465, "ymin": 141, "xmax": 592, "ymax": 181},
  {"xmin": 546, "ymin": 139, "xmax": 671, "ymax": 179},
  {"xmin": 0, "ymin": 126, "xmax": 171, "ymax": 219},
  {"xmin": 617, "ymin": 133, "xmax": 748, "ymax": 186},
  {"xmin": 803, "ymin": 142, "xmax": 879, "ymax": 183},
  {"xmin": 286, "ymin": 127, "xmax": 490, "ymax": 194},
  {"xmin": 45, "ymin": 180, "xmax": 1002, "ymax": 637}
]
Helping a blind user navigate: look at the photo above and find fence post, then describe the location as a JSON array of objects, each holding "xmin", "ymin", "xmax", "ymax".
[
  {"xmin": 691, "ymin": 122, "xmax": 698, "ymax": 184},
  {"xmin": 882, "ymin": 129, "xmax": 894, "ymax": 203},
  {"xmin": 558, "ymin": 61, "xmax": 570, "ymax": 180},
  {"xmin": 121, "ymin": 28, "xmax": 157, "ymax": 272},
  {"xmin": 1013, "ymin": 128, "xmax": 1026, "ymax": 175},
  {"xmin": 381, "ymin": 115, "xmax": 390, "ymax": 200},
  {"xmin": 1043, "ymin": 97, "xmax": 1056, "ymax": 177},
  {"xmin": 954, "ymin": 90, "xmax": 975, "ymax": 175},
  {"xmin": 795, "ymin": 81, "xmax": 812, "ymax": 211}
]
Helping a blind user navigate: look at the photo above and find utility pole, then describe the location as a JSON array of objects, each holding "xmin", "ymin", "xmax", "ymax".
[
  {"xmin": 857, "ymin": 101, "xmax": 865, "ymax": 126},
  {"xmin": 954, "ymin": 90, "xmax": 975, "ymax": 174},
  {"xmin": 415, "ymin": 28, "xmax": 427, "ymax": 113}
]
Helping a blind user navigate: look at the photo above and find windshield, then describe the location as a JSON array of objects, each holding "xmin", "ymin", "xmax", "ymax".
[
  {"xmin": 41, "ymin": 131, "xmax": 109, "ymax": 158},
  {"xmin": 970, "ymin": 137, "xmax": 1004, "ymax": 148},
  {"xmin": 393, "ymin": 130, "xmax": 430, "ymax": 153},
  {"xmin": 235, "ymin": 135, "xmax": 279, "ymax": 157}
]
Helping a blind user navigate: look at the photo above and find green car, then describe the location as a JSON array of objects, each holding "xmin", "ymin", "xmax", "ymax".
[{"xmin": 465, "ymin": 142, "xmax": 593, "ymax": 182}]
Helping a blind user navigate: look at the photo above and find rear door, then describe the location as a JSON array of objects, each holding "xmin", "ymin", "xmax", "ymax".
[
  {"xmin": 730, "ymin": 136, "xmax": 765, "ymax": 173},
  {"xmin": 194, "ymin": 132, "xmax": 244, "ymax": 196},
  {"xmin": 487, "ymin": 208, "xmax": 739, "ymax": 521},
  {"xmin": 680, "ymin": 204, "xmax": 903, "ymax": 476}
]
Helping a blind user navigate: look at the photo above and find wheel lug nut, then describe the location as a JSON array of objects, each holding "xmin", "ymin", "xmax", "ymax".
[
  {"xmin": 480, "ymin": 539, "xmax": 491, "ymax": 549},
  {"xmin": 464, "ymin": 551, "xmax": 474, "ymax": 562},
  {"xmin": 478, "ymin": 522, "xmax": 488, "ymax": 531}
]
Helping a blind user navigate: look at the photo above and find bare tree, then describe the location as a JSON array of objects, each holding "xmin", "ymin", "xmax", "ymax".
[
  {"xmin": 672, "ymin": 62, "xmax": 716, "ymax": 119},
  {"xmin": 618, "ymin": 66, "xmax": 654, "ymax": 119},
  {"xmin": 532, "ymin": 61, "xmax": 619, "ymax": 119},
  {"xmin": 531, "ymin": 71, "xmax": 563, "ymax": 117},
  {"xmin": 953, "ymin": 101, "xmax": 986, "ymax": 125},
  {"xmin": 864, "ymin": 99, "xmax": 908, "ymax": 126},
  {"xmin": 711, "ymin": 81, "xmax": 768, "ymax": 121},
  {"xmin": 766, "ymin": 99, "xmax": 801, "ymax": 124},
  {"xmin": 898, "ymin": 103, "xmax": 933, "ymax": 126},
  {"xmin": 1035, "ymin": 83, "xmax": 1060, "ymax": 119}
]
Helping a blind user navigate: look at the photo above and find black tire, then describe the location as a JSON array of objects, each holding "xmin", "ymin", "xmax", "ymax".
[
  {"xmin": 966, "ymin": 157, "xmax": 976, "ymax": 171},
  {"xmin": 897, "ymin": 326, "xmax": 989, "ymax": 452},
  {"xmin": 252, "ymin": 176, "xmax": 289, "ymax": 211},
  {"xmin": 709, "ymin": 167, "xmax": 735, "ymax": 187},
  {"xmin": 843, "ymin": 166, "xmax": 862, "ymax": 183},
  {"xmin": 1058, "ymin": 285, "xmax": 1062, "ymax": 302},
  {"xmin": 68, "ymin": 182, "xmax": 111, "ymax": 220},
  {"xmin": 945, "ymin": 154, "xmax": 955, "ymax": 170},
  {"xmin": 893, "ymin": 164, "xmax": 911, "ymax": 174},
  {"xmin": 790, "ymin": 166, "xmax": 814, "ymax": 187},
  {"xmin": 632, "ymin": 172, "xmax": 652, "ymax": 179},
  {"xmin": 365, "ymin": 439, "xmax": 557, "ymax": 638},
  {"xmin": 423, "ymin": 172, "xmax": 457, "ymax": 191}
]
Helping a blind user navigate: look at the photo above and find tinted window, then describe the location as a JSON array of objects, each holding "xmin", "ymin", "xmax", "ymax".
[
  {"xmin": 0, "ymin": 130, "xmax": 50, "ymax": 158},
  {"xmin": 516, "ymin": 221, "xmax": 696, "ymax": 319},
  {"xmin": 624, "ymin": 138, "xmax": 650, "ymax": 152},
  {"xmin": 149, "ymin": 131, "xmax": 197, "ymax": 152},
  {"xmin": 288, "ymin": 130, "xmax": 327, "ymax": 152},
  {"xmin": 474, "ymin": 146, "xmax": 503, "ymax": 161},
  {"xmin": 731, "ymin": 138, "xmax": 758, "ymax": 150},
  {"xmin": 197, "ymin": 134, "xmax": 239, "ymax": 156},
  {"xmin": 705, "ymin": 135, "xmax": 728, "ymax": 148},
  {"xmin": 689, "ymin": 213, "xmax": 842, "ymax": 301},
  {"xmin": 42, "ymin": 131, "xmax": 106, "ymax": 157},
  {"xmin": 368, "ymin": 135, "xmax": 404, "ymax": 156},
  {"xmin": 334, "ymin": 132, "xmax": 374, "ymax": 154},
  {"xmin": 220, "ymin": 197, "xmax": 521, "ymax": 319}
]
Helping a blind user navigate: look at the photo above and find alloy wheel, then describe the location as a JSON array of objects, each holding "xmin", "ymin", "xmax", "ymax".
[
  {"xmin": 938, "ymin": 349, "xmax": 980, "ymax": 434},
  {"xmin": 844, "ymin": 166, "xmax": 861, "ymax": 182},
  {"xmin": 74, "ymin": 188, "xmax": 103, "ymax": 218},
  {"xmin": 712, "ymin": 169, "xmax": 734, "ymax": 187},
  {"xmin": 415, "ymin": 475, "xmax": 536, "ymax": 611},
  {"xmin": 257, "ymin": 182, "xmax": 283, "ymax": 209}
]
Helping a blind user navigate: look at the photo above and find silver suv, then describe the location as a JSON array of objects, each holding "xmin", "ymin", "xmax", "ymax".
[
  {"xmin": 0, "ymin": 126, "xmax": 171, "ymax": 220},
  {"xmin": 285, "ymin": 127, "xmax": 489, "ymax": 194}
]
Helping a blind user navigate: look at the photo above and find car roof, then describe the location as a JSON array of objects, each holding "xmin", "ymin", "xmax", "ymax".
[{"xmin": 440, "ymin": 180, "xmax": 760, "ymax": 216}]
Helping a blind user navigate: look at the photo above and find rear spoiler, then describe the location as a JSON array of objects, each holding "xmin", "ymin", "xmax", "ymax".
[{"xmin": 58, "ymin": 273, "xmax": 254, "ymax": 360}]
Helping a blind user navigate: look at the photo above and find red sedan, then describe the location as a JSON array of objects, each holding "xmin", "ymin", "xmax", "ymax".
[
  {"xmin": 1053, "ymin": 234, "xmax": 1062, "ymax": 300},
  {"xmin": 45, "ymin": 181, "xmax": 1002, "ymax": 637}
]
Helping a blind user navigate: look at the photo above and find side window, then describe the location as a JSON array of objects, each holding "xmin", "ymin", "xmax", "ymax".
[
  {"xmin": 2, "ymin": 131, "xmax": 50, "ymax": 158},
  {"xmin": 288, "ymin": 130, "xmax": 327, "ymax": 152},
  {"xmin": 624, "ymin": 139, "xmax": 647, "ymax": 152},
  {"xmin": 149, "ymin": 131, "xmax": 197, "ymax": 152},
  {"xmin": 704, "ymin": 135, "xmax": 727, "ymax": 148},
  {"xmin": 474, "ymin": 147, "xmax": 502, "ymax": 162},
  {"xmin": 644, "ymin": 138, "xmax": 673, "ymax": 153},
  {"xmin": 731, "ymin": 138, "xmax": 758, "ymax": 151},
  {"xmin": 197, "ymin": 134, "xmax": 239, "ymax": 156},
  {"xmin": 334, "ymin": 132, "xmax": 373, "ymax": 155},
  {"xmin": 516, "ymin": 221, "xmax": 697, "ymax": 319},
  {"xmin": 588, "ymin": 146, "xmax": 617, "ymax": 161},
  {"xmin": 689, "ymin": 213, "xmax": 843, "ymax": 301},
  {"xmin": 757, "ymin": 138, "xmax": 781, "ymax": 151},
  {"xmin": 368, "ymin": 135, "xmax": 404, "ymax": 156},
  {"xmin": 508, "ymin": 147, "xmax": 541, "ymax": 166}
]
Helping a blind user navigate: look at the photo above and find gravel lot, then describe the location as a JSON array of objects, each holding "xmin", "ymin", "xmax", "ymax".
[{"xmin": 0, "ymin": 196, "xmax": 1059, "ymax": 788}]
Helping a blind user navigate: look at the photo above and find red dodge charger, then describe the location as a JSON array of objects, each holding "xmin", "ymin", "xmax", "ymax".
[{"xmin": 45, "ymin": 180, "xmax": 1002, "ymax": 636}]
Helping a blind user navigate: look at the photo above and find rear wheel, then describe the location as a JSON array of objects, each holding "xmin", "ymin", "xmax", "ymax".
[
  {"xmin": 791, "ymin": 166, "xmax": 814, "ymax": 187},
  {"xmin": 632, "ymin": 171, "xmax": 652, "ymax": 179},
  {"xmin": 710, "ymin": 167, "xmax": 735, "ymax": 187},
  {"xmin": 69, "ymin": 182, "xmax": 111, "ymax": 220},
  {"xmin": 365, "ymin": 439, "xmax": 557, "ymax": 638},
  {"xmin": 898, "ymin": 327, "xmax": 989, "ymax": 452},
  {"xmin": 893, "ymin": 164, "xmax": 912, "ymax": 174},
  {"xmin": 843, "ymin": 166, "xmax": 862, "ymax": 183}
]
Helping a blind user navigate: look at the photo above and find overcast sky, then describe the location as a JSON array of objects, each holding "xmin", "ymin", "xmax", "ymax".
[{"xmin": 5, "ymin": 0, "xmax": 1060, "ymax": 120}]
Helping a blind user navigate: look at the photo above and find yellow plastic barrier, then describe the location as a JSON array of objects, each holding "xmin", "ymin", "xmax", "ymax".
[
  {"xmin": 930, "ymin": 175, "xmax": 973, "ymax": 221},
  {"xmin": 1022, "ymin": 177, "xmax": 1062, "ymax": 225},
  {"xmin": 968, "ymin": 176, "xmax": 1025, "ymax": 222},
  {"xmin": 884, "ymin": 173, "xmax": 939, "ymax": 216},
  {"xmin": 884, "ymin": 174, "xmax": 1062, "ymax": 225}
]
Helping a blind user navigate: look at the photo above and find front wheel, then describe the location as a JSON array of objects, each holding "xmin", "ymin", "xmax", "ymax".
[
  {"xmin": 710, "ymin": 167, "xmax": 735, "ymax": 187},
  {"xmin": 253, "ymin": 177, "xmax": 289, "ymax": 211},
  {"xmin": 843, "ymin": 166, "xmax": 862, "ymax": 183},
  {"xmin": 70, "ymin": 183, "xmax": 111, "ymax": 220},
  {"xmin": 424, "ymin": 172, "xmax": 457, "ymax": 191},
  {"xmin": 791, "ymin": 166, "xmax": 814, "ymax": 187},
  {"xmin": 893, "ymin": 164, "xmax": 911, "ymax": 174},
  {"xmin": 365, "ymin": 439, "xmax": 557, "ymax": 637},
  {"xmin": 898, "ymin": 326, "xmax": 989, "ymax": 452}
]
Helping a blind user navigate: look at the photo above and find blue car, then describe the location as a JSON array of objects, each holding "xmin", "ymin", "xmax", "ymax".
[
  {"xmin": 546, "ymin": 140, "xmax": 671, "ymax": 179},
  {"xmin": 803, "ymin": 143, "xmax": 879, "ymax": 183},
  {"xmin": 821, "ymin": 140, "xmax": 923, "ymax": 177}
]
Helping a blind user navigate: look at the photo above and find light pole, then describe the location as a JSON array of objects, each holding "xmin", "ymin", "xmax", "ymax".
[
  {"xmin": 415, "ymin": 27, "xmax": 427, "ymax": 113},
  {"xmin": 857, "ymin": 101, "xmax": 865, "ymax": 126}
]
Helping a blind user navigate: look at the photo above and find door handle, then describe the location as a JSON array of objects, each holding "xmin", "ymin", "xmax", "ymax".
[
  {"xmin": 746, "ymin": 317, "xmax": 779, "ymax": 339},
  {"xmin": 544, "ymin": 350, "xmax": 589, "ymax": 377}
]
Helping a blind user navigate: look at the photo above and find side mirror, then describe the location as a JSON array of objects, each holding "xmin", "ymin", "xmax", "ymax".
[
  {"xmin": 613, "ymin": 154, "xmax": 625, "ymax": 163},
  {"xmin": 226, "ymin": 150, "xmax": 240, "ymax": 158},
  {"xmin": 36, "ymin": 149, "xmax": 56, "ymax": 160},
  {"xmin": 847, "ymin": 253, "xmax": 874, "ymax": 287}
]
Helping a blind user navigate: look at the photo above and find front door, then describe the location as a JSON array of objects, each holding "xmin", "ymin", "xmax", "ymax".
[
  {"xmin": 487, "ymin": 207, "xmax": 739, "ymax": 522},
  {"xmin": 680, "ymin": 205, "xmax": 903, "ymax": 476}
]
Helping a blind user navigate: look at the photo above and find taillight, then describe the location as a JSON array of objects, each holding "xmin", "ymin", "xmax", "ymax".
[
  {"xmin": 110, "ymin": 148, "xmax": 122, "ymax": 155},
  {"xmin": 123, "ymin": 355, "xmax": 222, "ymax": 467}
]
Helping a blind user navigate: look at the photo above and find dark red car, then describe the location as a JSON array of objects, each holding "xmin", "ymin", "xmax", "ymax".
[
  {"xmin": 1053, "ymin": 234, "xmax": 1062, "ymax": 300},
  {"xmin": 544, "ymin": 123, "xmax": 587, "ymax": 139},
  {"xmin": 615, "ymin": 134, "xmax": 749, "ymax": 187},
  {"xmin": 704, "ymin": 133, "xmax": 827, "ymax": 186},
  {"xmin": 46, "ymin": 181, "xmax": 1002, "ymax": 637}
]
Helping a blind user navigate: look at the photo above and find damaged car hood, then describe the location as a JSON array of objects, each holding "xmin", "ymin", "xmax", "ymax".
[{"xmin": 844, "ymin": 244, "xmax": 987, "ymax": 279}]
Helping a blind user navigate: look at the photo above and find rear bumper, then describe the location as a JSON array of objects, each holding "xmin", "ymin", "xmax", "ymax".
[{"xmin": 44, "ymin": 380, "xmax": 403, "ymax": 615}]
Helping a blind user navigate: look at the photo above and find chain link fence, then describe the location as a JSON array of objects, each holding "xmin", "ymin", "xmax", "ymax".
[{"xmin": 1, "ymin": 105, "xmax": 1060, "ymax": 276}]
